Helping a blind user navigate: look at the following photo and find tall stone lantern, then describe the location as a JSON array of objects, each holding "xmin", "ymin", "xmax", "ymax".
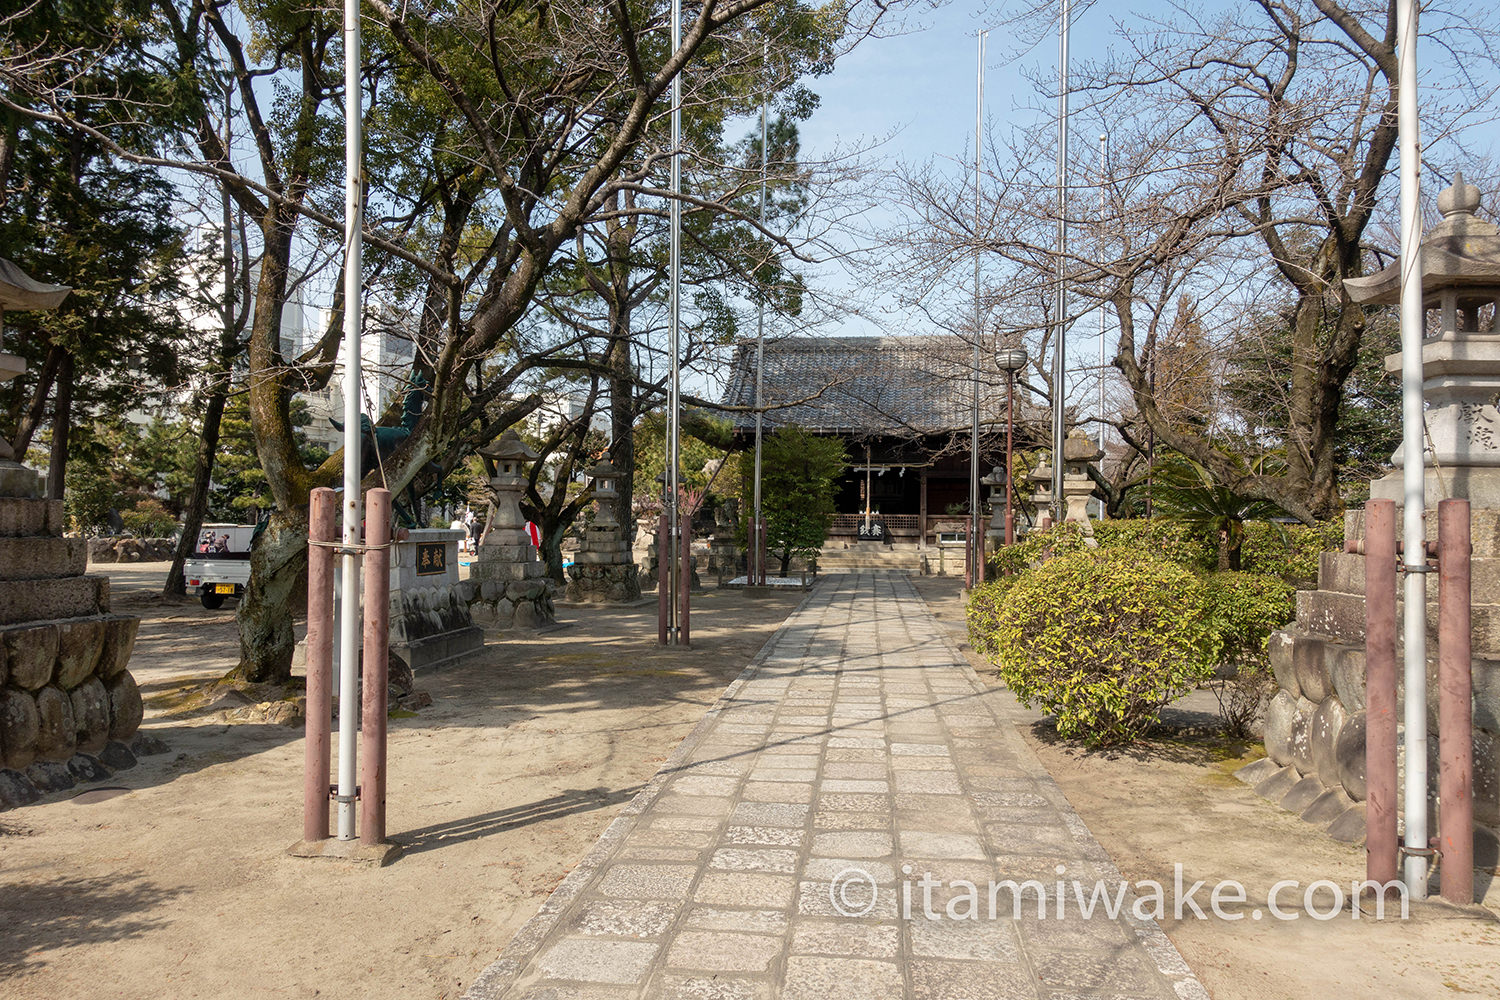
[
  {"xmin": 1346, "ymin": 173, "xmax": 1500, "ymax": 506},
  {"xmin": 566, "ymin": 459, "xmax": 642, "ymax": 603},
  {"xmin": 470, "ymin": 429, "xmax": 554, "ymax": 628},
  {"xmin": 1060, "ymin": 426, "xmax": 1104, "ymax": 530},
  {"xmin": 980, "ymin": 465, "xmax": 1007, "ymax": 548}
]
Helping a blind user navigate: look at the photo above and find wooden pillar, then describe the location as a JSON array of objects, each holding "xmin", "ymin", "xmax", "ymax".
[{"xmin": 918, "ymin": 470, "xmax": 929, "ymax": 551}]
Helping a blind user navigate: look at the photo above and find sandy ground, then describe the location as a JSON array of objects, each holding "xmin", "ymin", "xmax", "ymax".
[
  {"xmin": 0, "ymin": 563, "xmax": 805, "ymax": 1000},
  {"xmin": 915, "ymin": 575, "xmax": 1500, "ymax": 1000}
]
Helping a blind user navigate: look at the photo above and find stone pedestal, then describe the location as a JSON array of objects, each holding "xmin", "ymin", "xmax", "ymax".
[
  {"xmin": 388, "ymin": 528, "xmax": 484, "ymax": 671},
  {"xmin": 707, "ymin": 502, "xmax": 742, "ymax": 579},
  {"xmin": 471, "ymin": 431, "xmax": 556, "ymax": 628},
  {"xmin": 0, "ymin": 465, "xmax": 153, "ymax": 809},
  {"xmin": 565, "ymin": 460, "xmax": 642, "ymax": 603},
  {"xmin": 634, "ymin": 516, "xmax": 660, "ymax": 590}
]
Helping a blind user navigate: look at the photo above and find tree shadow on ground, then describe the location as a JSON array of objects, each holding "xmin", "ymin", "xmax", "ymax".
[{"xmin": 0, "ymin": 871, "xmax": 182, "ymax": 977}]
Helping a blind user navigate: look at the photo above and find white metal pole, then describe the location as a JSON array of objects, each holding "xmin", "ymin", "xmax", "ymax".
[
  {"xmin": 336, "ymin": 0, "xmax": 364, "ymax": 840},
  {"xmin": 1396, "ymin": 0, "xmax": 1429, "ymax": 898},
  {"xmin": 752, "ymin": 48, "xmax": 767, "ymax": 587},
  {"xmin": 970, "ymin": 30, "xmax": 987, "ymax": 583},
  {"xmin": 1097, "ymin": 131, "xmax": 1107, "ymax": 519},
  {"xmin": 1051, "ymin": 0, "xmax": 1071, "ymax": 524},
  {"xmin": 667, "ymin": 0, "xmax": 682, "ymax": 640}
]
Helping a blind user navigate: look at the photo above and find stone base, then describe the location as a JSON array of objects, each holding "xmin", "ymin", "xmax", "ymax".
[
  {"xmin": 287, "ymin": 837, "xmax": 402, "ymax": 867},
  {"xmin": 0, "ymin": 735, "xmax": 166, "ymax": 811},
  {"xmin": 1370, "ymin": 466, "xmax": 1500, "ymax": 508},
  {"xmin": 393, "ymin": 625, "xmax": 485, "ymax": 674},
  {"xmin": 565, "ymin": 561, "xmax": 642, "ymax": 604}
]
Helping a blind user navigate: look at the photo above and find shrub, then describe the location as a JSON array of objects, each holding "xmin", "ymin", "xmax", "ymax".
[
  {"xmin": 1092, "ymin": 518, "xmax": 1219, "ymax": 572},
  {"xmin": 989, "ymin": 548, "xmax": 1215, "ymax": 747},
  {"xmin": 965, "ymin": 578, "xmax": 1016, "ymax": 658},
  {"xmin": 1201, "ymin": 571, "xmax": 1296, "ymax": 736},
  {"xmin": 987, "ymin": 522, "xmax": 1091, "ymax": 578},
  {"xmin": 119, "ymin": 497, "xmax": 177, "ymax": 538},
  {"xmin": 1240, "ymin": 520, "xmax": 1344, "ymax": 588}
]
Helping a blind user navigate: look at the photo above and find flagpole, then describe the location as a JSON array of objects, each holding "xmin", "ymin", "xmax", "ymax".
[{"xmin": 1051, "ymin": 0, "xmax": 1071, "ymax": 525}]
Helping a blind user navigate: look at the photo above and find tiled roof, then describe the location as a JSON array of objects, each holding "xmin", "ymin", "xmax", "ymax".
[{"xmin": 721, "ymin": 335, "xmax": 1020, "ymax": 437}]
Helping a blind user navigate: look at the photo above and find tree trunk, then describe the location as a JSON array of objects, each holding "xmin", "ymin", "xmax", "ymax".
[
  {"xmin": 163, "ymin": 385, "xmax": 229, "ymax": 596},
  {"xmin": 230, "ymin": 505, "xmax": 308, "ymax": 683}
]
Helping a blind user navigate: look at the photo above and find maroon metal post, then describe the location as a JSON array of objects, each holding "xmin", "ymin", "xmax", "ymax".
[
  {"xmin": 1004, "ymin": 371, "xmax": 1016, "ymax": 547},
  {"xmin": 1364, "ymin": 499, "xmax": 1400, "ymax": 890},
  {"xmin": 1439, "ymin": 498, "xmax": 1474, "ymax": 904},
  {"xmin": 679, "ymin": 511, "xmax": 692, "ymax": 647},
  {"xmin": 359, "ymin": 488, "xmax": 392, "ymax": 846},
  {"xmin": 302, "ymin": 488, "xmax": 338, "ymax": 842},
  {"xmin": 756, "ymin": 515, "xmax": 767, "ymax": 585},
  {"xmin": 657, "ymin": 513, "xmax": 669, "ymax": 644}
]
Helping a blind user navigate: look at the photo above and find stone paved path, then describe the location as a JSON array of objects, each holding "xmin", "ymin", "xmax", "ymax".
[{"xmin": 465, "ymin": 573, "xmax": 1207, "ymax": 1000}]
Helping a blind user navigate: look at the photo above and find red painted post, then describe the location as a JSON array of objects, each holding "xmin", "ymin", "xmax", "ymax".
[
  {"xmin": 657, "ymin": 513, "xmax": 669, "ymax": 644},
  {"xmin": 1439, "ymin": 498, "xmax": 1474, "ymax": 904},
  {"xmin": 756, "ymin": 515, "xmax": 767, "ymax": 585},
  {"xmin": 1364, "ymin": 499, "xmax": 1400, "ymax": 890},
  {"xmin": 302, "ymin": 488, "xmax": 338, "ymax": 842},
  {"xmin": 359, "ymin": 488, "xmax": 392, "ymax": 846},
  {"xmin": 679, "ymin": 511, "xmax": 692, "ymax": 647}
]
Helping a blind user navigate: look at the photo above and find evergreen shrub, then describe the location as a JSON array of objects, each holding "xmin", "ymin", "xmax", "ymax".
[{"xmin": 991, "ymin": 548, "xmax": 1215, "ymax": 746}]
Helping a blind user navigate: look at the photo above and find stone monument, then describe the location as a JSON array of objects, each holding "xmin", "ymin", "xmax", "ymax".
[
  {"xmin": 706, "ymin": 500, "xmax": 742, "ymax": 580},
  {"xmin": 0, "ymin": 259, "xmax": 156, "ymax": 809},
  {"xmin": 470, "ymin": 430, "xmax": 555, "ymax": 628},
  {"xmin": 565, "ymin": 459, "xmax": 642, "ymax": 603},
  {"xmin": 1239, "ymin": 175, "xmax": 1500, "ymax": 860},
  {"xmin": 387, "ymin": 528, "xmax": 484, "ymax": 671}
]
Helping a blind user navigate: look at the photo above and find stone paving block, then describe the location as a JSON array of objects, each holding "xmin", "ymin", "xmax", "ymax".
[
  {"xmin": 908, "ymin": 917, "xmax": 1020, "ymax": 961},
  {"xmin": 664, "ymin": 931, "xmax": 781, "ymax": 973},
  {"xmin": 890, "ymin": 756, "xmax": 960, "ymax": 772},
  {"xmin": 1029, "ymin": 951, "xmax": 1156, "ymax": 994},
  {"xmin": 810, "ymin": 831, "xmax": 893, "ymax": 858},
  {"xmin": 894, "ymin": 771, "xmax": 964, "ymax": 795},
  {"xmin": 647, "ymin": 815, "xmax": 722, "ymax": 832},
  {"xmin": 708, "ymin": 848, "xmax": 798, "ymax": 873},
  {"xmin": 653, "ymin": 794, "xmax": 736, "ymax": 816},
  {"xmin": 813, "ymin": 810, "xmax": 890, "ymax": 830},
  {"xmin": 796, "ymin": 880, "xmax": 900, "ymax": 919},
  {"xmin": 802, "ymin": 858, "xmax": 896, "ymax": 884},
  {"xmin": 741, "ymin": 781, "xmax": 815, "ymax": 803},
  {"xmin": 909, "ymin": 960, "xmax": 1038, "ymax": 1000},
  {"xmin": 822, "ymin": 779, "xmax": 890, "ymax": 793},
  {"xmin": 899, "ymin": 831, "xmax": 988, "ymax": 860},
  {"xmin": 782, "ymin": 956, "xmax": 904, "ymax": 1000},
  {"xmin": 681, "ymin": 906, "xmax": 789, "ymax": 934},
  {"xmin": 693, "ymin": 872, "xmax": 796, "ymax": 908},
  {"xmin": 617, "ymin": 847, "xmax": 706, "ymax": 863},
  {"xmin": 787, "ymin": 920, "xmax": 900, "ymax": 957},
  {"xmin": 536, "ymin": 938, "xmax": 661, "ymax": 984},
  {"xmin": 671, "ymin": 775, "xmax": 742, "ymax": 797},
  {"xmin": 818, "ymin": 792, "xmax": 890, "ymax": 812},
  {"xmin": 649, "ymin": 974, "xmax": 771, "ymax": 1000},
  {"xmin": 728, "ymin": 802, "xmax": 808, "ymax": 827},
  {"xmin": 746, "ymin": 767, "xmax": 818, "ymax": 783},
  {"xmin": 598, "ymin": 865, "xmax": 698, "ymax": 900},
  {"xmin": 723, "ymin": 825, "xmax": 805, "ymax": 847},
  {"xmin": 823, "ymin": 762, "xmax": 888, "ymax": 780},
  {"xmin": 983, "ymin": 823, "xmax": 1073, "ymax": 854},
  {"xmin": 569, "ymin": 900, "xmax": 679, "ymax": 939}
]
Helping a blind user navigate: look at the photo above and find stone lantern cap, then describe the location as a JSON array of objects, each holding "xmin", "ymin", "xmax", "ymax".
[
  {"xmin": 589, "ymin": 458, "xmax": 619, "ymax": 481},
  {"xmin": 1062, "ymin": 427, "xmax": 1104, "ymax": 465},
  {"xmin": 479, "ymin": 428, "xmax": 538, "ymax": 469},
  {"xmin": 980, "ymin": 465, "xmax": 1006, "ymax": 487},
  {"xmin": 1344, "ymin": 173, "xmax": 1500, "ymax": 305}
]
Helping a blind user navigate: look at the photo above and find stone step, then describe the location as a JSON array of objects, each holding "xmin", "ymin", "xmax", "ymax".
[
  {"xmin": 1296, "ymin": 587, "xmax": 1500, "ymax": 654},
  {"xmin": 0, "ymin": 576, "xmax": 109, "ymax": 627},
  {"xmin": 1318, "ymin": 549, "xmax": 1500, "ymax": 598},
  {"xmin": 0, "ymin": 536, "xmax": 87, "ymax": 581},
  {"xmin": 0, "ymin": 498, "xmax": 65, "ymax": 539},
  {"xmin": 1346, "ymin": 505, "xmax": 1500, "ymax": 559}
]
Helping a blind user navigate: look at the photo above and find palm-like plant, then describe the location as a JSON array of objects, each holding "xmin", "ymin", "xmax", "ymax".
[{"xmin": 1150, "ymin": 454, "xmax": 1289, "ymax": 570}]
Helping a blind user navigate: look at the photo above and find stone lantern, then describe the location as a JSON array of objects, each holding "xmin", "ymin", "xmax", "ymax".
[
  {"xmin": 469, "ymin": 429, "xmax": 554, "ymax": 628},
  {"xmin": 1345, "ymin": 173, "xmax": 1500, "ymax": 506},
  {"xmin": 980, "ymin": 465, "xmax": 1007, "ymax": 546},
  {"xmin": 1060, "ymin": 426, "xmax": 1104, "ymax": 528},
  {"xmin": 565, "ymin": 458, "xmax": 641, "ymax": 603}
]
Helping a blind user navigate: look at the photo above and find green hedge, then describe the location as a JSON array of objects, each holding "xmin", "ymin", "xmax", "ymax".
[
  {"xmin": 1240, "ymin": 520, "xmax": 1344, "ymax": 588},
  {"xmin": 990, "ymin": 548, "xmax": 1215, "ymax": 747}
]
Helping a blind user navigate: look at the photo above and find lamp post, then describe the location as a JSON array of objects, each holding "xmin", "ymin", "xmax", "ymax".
[{"xmin": 995, "ymin": 347, "xmax": 1027, "ymax": 546}]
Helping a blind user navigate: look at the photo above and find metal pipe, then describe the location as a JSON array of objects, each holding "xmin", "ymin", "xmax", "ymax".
[
  {"xmin": 1364, "ymin": 499, "xmax": 1400, "ymax": 892},
  {"xmin": 1098, "ymin": 130, "xmax": 1108, "ymax": 491},
  {"xmin": 1439, "ymin": 498, "xmax": 1473, "ymax": 904},
  {"xmin": 1050, "ymin": 0, "xmax": 1071, "ymax": 526},
  {"xmin": 1005, "ymin": 371, "xmax": 1015, "ymax": 546},
  {"xmin": 970, "ymin": 29, "xmax": 988, "ymax": 588},
  {"xmin": 359, "ymin": 488, "xmax": 391, "ymax": 847},
  {"xmin": 666, "ymin": 0, "xmax": 682, "ymax": 643},
  {"xmin": 657, "ymin": 512, "xmax": 669, "ymax": 644},
  {"xmin": 336, "ymin": 0, "xmax": 364, "ymax": 842},
  {"xmin": 679, "ymin": 511, "xmax": 692, "ymax": 647},
  {"xmin": 752, "ymin": 47, "xmax": 767, "ymax": 591},
  {"xmin": 1396, "ymin": 0, "xmax": 1429, "ymax": 898},
  {"xmin": 757, "ymin": 514, "xmax": 766, "ymax": 586},
  {"xmin": 302, "ymin": 488, "xmax": 338, "ymax": 842}
]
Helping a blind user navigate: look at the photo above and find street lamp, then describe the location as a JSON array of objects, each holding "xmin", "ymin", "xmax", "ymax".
[{"xmin": 995, "ymin": 346, "xmax": 1027, "ymax": 546}]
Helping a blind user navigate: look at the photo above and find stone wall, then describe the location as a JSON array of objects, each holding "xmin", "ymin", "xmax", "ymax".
[
  {"xmin": 87, "ymin": 536, "xmax": 177, "ymax": 563},
  {"xmin": 1241, "ymin": 507, "xmax": 1500, "ymax": 864},
  {"xmin": 1, "ymin": 490, "xmax": 161, "ymax": 810}
]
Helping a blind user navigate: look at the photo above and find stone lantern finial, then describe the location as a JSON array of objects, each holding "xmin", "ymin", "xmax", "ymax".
[{"xmin": 1438, "ymin": 172, "xmax": 1482, "ymax": 219}]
